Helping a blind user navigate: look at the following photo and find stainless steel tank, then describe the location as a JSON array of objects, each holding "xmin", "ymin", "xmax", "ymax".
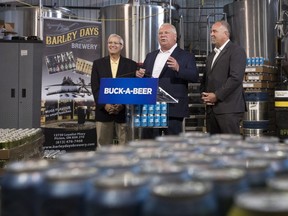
[
  {"xmin": 224, "ymin": 0, "xmax": 278, "ymax": 63},
  {"xmin": 0, "ymin": 6, "xmax": 75, "ymax": 39},
  {"xmin": 100, "ymin": 2, "xmax": 180, "ymax": 62}
]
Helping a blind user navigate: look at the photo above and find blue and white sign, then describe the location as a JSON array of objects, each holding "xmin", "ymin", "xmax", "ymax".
[{"xmin": 98, "ymin": 78, "xmax": 158, "ymax": 104}]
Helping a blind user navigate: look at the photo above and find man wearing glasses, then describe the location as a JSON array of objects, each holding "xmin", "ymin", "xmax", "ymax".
[{"xmin": 91, "ymin": 34, "xmax": 137, "ymax": 146}]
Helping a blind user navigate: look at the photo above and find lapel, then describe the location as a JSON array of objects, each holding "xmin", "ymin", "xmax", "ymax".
[
  {"xmin": 147, "ymin": 51, "xmax": 159, "ymax": 77},
  {"xmin": 210, "ymin": 41, "xmax": 231, "ymax": 71},
  {"xmin": 103, "ymin": 56, "xmax": 113, "ymax": 78},
  {"xmin": 116, "ymin": 56, "xmax": 124, "ymax": 77},
  {"xmin": 207, "ymin": 51, "xmax": 215, "ymax": 74}
]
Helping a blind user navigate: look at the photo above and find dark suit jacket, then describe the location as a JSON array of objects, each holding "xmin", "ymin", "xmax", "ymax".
[
  {"xmin": 142, "ymin": 46, "xmax": 198, "ymax": 118},
  {"xmin": 201, "ymin": 41, "xmax": 246, "ymax": 114},
  {"xmin": 91, "ymin": 55, "xmax": 137, "ymax": 122}
]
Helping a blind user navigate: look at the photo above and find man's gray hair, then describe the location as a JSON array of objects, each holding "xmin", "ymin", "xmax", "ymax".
[
  {"xmin": 107, "ymin": 33, "xmax": 124, "ymax": 45},
  {"xmin": 159, "ymin": 23, "xmax": 177, "ymax": 34}
]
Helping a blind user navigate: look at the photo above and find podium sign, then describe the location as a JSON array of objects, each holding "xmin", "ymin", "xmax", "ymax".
[{"xmin": 98, "ymin": 78, "xmax": 158, "ymax": 104}]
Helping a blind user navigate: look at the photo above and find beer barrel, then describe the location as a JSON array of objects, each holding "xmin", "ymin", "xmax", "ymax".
[{"xmin": 243, "ymin": 92, "xmax": 270, "ymax": 137}]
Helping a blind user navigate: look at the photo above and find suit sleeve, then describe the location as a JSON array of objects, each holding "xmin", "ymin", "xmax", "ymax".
[
  {"xmin": 91, "ymin": 60, "xmax": 105, "ymax": 109},
  {"xmin": 175, "ymin": 51, "xmax": 199, "ymax": 82}
]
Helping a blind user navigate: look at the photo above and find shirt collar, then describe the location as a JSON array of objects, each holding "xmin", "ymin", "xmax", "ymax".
[
  {"xmin": 160, "ymin": 43, "xmax": 177, "ymax": 54},
  {"xmin": 110, "ymin": 57, "xmax": 120, "ymax": 64},
  {"xmin": 214, "ymin": 39, "xmax": 230, "ymax": 53}
]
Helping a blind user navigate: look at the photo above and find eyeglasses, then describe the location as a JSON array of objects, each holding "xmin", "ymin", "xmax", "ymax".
[{"xmin": 108, "ymin": 41, "xmax": 122, "ymax": 45}]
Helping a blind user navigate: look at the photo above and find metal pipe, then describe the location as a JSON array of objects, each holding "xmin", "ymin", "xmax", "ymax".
[{"xmin": 169, "ymin": 0, "xmax": 172, "ymax": 23}]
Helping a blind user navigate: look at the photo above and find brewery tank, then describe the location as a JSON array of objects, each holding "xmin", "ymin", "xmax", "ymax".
[
  {"xmin": 224, "ymin": 0, "xmax": 278, "ymax": 63},
  {"xmin": 100, "ymin": 2, "xmax": 180, "ymax": 63},
  {"xmin": 0, "ymin": 6, "xmax": 75, "ymax": 39}
]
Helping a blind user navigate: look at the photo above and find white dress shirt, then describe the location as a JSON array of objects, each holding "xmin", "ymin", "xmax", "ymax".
[
  {"xmin": 211, "ymin": 39, "xmax": 230, "ymax": 68},
  {"xmin": 152, "ymin": 43, "xmax": 177, "ymax": 78}
]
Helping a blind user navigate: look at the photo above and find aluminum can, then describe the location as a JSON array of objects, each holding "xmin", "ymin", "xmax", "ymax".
[
  {"xmin": 40, "ymin": 167, "xmax": 98, "ymax": 216},
  {"xmin": 154, "ymin": 102, "xmax": 161, "ymax": 114},
  {"xmin": 134, "ymin": 115, "xmax": 141, "ymax": 127},
  {"xmin": 246, "ymin": 150, "xmax": 288, "ymax": 174},
  {"xmin": 255, "ymin": 57, "xmax": 260, "ymax": 66},
  {"xmin": 93, "ymin": 157, "xmax": 140, "ymax": 175},
  {"xmin": 141, "ymin": 104, "xmax": 148, "ymax": 115},
  {"xmin": 134, "ymin": 105, "xmax": 141, "ymax": 115},
  {"xmin": 251, "ymin": 57, "xmax": 255, "ymax": 66},
  {"xmin": 246, "ymin": 57, "xmax": 251, "ymax": 66},
  {"xmin": 154, "ymin": 114, "xmax": 161, "ymax": 127},
  {"xmin": 86, "ymin": 173, "xmax": 148, "ymax": 216},
  {"xmin": 141, "ymin": 114, "xmax": 148, "ymax": 127},
  {"xmin": 194, "ymin": 167, "xmax": 248, "ymax": 216},
  {"xmin": 147, "ymin": 114, "xmax": 154, "ymax": 127},
  {"xmin": 160, "ymin": 114, "xmax": 167, "ymax": 127},
  {"xmin": 228, "ymin": 190, "xmax": 288, "ymax": 216},
  {"xmin": 1, "ymin": 160, "xmax": 51, "ymax": 216},
  {"xmin": 259, "ymin": 57, "xmax": 264, "ymax": 66},
  {"xmin": 220, "ymin": 158, "xmax": 274, "ymax": 188},
  {"xmin": 148, "ymin": 104, "xmax": 155, "ymax": 115},
  {"xmin": 267, "ymin": 175, "xmax": 288, "ymax": 191},
  {"xmin": 138, "ymin": 162, "xmax": 190, "ymax": 186},
  {"xmin": 160, "ymin": 102, "xmax": 167, "ymax": 114},
  {"xmin": 143, "ymin": 181, "xmax": 217, "ymax": 216}
]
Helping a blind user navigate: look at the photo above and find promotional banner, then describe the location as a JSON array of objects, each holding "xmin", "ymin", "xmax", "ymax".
[
  {"xmin": 41, "ymin": 18, "xmax": 101, "ymax": 152},
  {"xmin": 99, "ymin": 78, "xmax": 159, "ymax": 105}
]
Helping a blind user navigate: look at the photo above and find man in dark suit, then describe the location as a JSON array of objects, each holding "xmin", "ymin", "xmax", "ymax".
[
  {"xmin": 91, "ymin": 34, "xmax": 137, "ymax": 146},
  {"xmin": 136, "ymin": 23, "xmax": 199, "ymax": 138},
  {"xmin": 201, "ymin": 20, "xmax": 247, "ymax": 134}
]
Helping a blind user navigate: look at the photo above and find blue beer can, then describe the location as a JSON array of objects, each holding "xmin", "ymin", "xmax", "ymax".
[
  {"xmin": 154, "ymin": 114, "xmax": 161, "ymax": 127},
  {"xmin": 255, "ymin": 57, "xmax": 260, "ymax": 66},
  {"xmin": 148, "ymin": 104, "xmax": 155, "ymax": 115},
  {"xmin": 134, "ymin": 105, "xmax": 141, "ymax": 115},
  {"xmin": 251, "ymin": 57, "xmax": 255, "ymax": 66},
  {"xmin": 86, "ymin": 173, "xmax": 149, "ymax": 216},
  {"xmin": 148, "ymin": 114, "xmax": 154, "ymax": 127},
  {"xmin": 154, "ymin": 102, "xmax": 161, "ymax": 114},
  {"xmin": 160, "ymin": 114, "xmax": 167, "ymax": 127},
  {"xmin": 134, "ymin": 115, "xmax": 141, "ymax": 127},
  {"xmin": 1, "ymin": 160, "xmax": 51, "ymax": 216},
  {"xmin": 141, "ymin": 104, "xmax": 148, "ymax": 115},
  {"xmin": 246, "ymin": 57, "xmax": 251, "ymax": 66},
  {"xmin": 40, "ymin": 167, "xmax": 98, "ymax": 216},
  {"xmin": 160, "ymin": 102, "xmax": 167, "ymax": 114},
  {"xmin": 193, "ymin": 167, "xmax": 248, "ymax": 216},
  {"xmin": 141, "ymin": 114, "xmax": 148, "ymax": 127},
  {"xmin": 259, "ymin": 57, "xmax": 265, "ymax": 66},
  {"xmin": 142, "ymin": 181, "xmax": 217, "ymax": 216}
]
